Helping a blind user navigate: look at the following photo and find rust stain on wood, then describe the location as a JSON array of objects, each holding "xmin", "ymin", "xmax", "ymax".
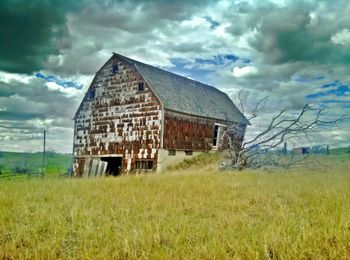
[{"xmin": 74, "ymin": 58, "xmax": 161, "ymax": 175}]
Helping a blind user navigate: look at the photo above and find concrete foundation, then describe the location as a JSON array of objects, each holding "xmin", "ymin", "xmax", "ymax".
[{"xmin": 156, "ymin": 148, "xmax": 202, "ymax": 173}]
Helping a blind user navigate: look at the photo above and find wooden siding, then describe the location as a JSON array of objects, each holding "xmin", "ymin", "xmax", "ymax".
[
  {"xmin": 73, "ymin": 57, "xmax": 162, "ymax": 175},
  {"xmin": 163, "ymin": 110, "xmax": 228, "ymax": 151}
]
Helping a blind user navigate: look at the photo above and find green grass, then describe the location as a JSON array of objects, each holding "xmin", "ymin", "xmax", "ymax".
[
  {"xmin": 0, "ymin": 154, "xmax": 349, "ymax": 259},
  {"xmin": 0, "ymin": 151, "xmax": 71, "ymax": 176},
  {"xmin": 329, "ymin": 147, "xmax": 350, "ymax": 155}
]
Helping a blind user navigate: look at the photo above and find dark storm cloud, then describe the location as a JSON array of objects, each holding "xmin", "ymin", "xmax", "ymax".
[
  {"xmin": 0, "ymin": 111, "xmax": 45, "ymax": 121},
  {"xmin": 0, "ymin": 0, "xmax": 82, "ymax": 74},
  {"xmin": 85, "ymin": 0, "xmax": 213, "ymax": 27},
  {"xmin": 1, "ymin": 0, "xmax": 214, "ymax": 75},
  {"xmin": 47, "ymin": 0, "xmax": 214, "ymax": 75},
  {"xmin": 250, "ymin": 9, "xmax": 350, "ymax": 65}
]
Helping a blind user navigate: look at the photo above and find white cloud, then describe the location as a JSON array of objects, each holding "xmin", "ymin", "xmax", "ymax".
[
  {"xmin": 46, "ymin": 81, "xmax": 80, "ymax": 97},
  {"xmin": 213, "ymin": 23, "xmax": 231, "ymax": 38},
  {"xmin": 232, "ymin": 66, "xmax": 258, "ymax": 77},
  {"xmin": 331, "ymin": 29, "xmax": 350, "ymax": 45},
  {"xmin": 0, "ymin": 75, "xmax": 81, "ymax": 153},
  {"xmin": 0, "ymin": 71, "xmax": 33, "ymax": 84},
  {"xmin": 308, "ymin": 12, "xmax": 318, "ymax": 26},
  {"xmin": 180, "ymin": 17, "xmax": 207, "ymax": 28}
]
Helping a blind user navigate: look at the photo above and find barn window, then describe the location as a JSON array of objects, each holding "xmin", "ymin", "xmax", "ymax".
[
  {"xmin": 87, "ymin": 90, "xmax": 95, "ymax": 100},
  {"xmin": 135, "ymin": 160, "xmax": 153, "ymax": 170},
  {"xmin": 138, "ymin": 82, "xmax": 144, "ymax": 91},
  {"xmin": 185, "ymin": 150, "xmax": 193, "ymax": 156},
  {"xmin": 112, "ymin": 64, "xmax": 119, "ymax": 74},
  {"xmin": 168, "ymin": 150, "xmax": 176, "ymax": 156}
]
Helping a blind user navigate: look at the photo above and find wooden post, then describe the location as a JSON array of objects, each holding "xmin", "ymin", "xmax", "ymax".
[
  {"xmin": 283, "ymin": 142, "xmax": 287, "ymax": 155},
  {"xmin": 43, "ymin": 130, "xmax": 46, "ymax": 176}
]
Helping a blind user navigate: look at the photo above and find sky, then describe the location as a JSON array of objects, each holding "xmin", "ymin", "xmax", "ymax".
[{"xmin": 0, "ymin": 0, "xmax": 349, "ymax": 153}]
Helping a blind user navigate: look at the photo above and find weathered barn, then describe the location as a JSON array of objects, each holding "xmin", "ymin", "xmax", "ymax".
[
  {"xmin": 72, "ymin": 53, "xmax": 248, "ymax": 176},
  {"xmin": 293, "ymin": 147, "xmax": 311, "ymax": 154}
]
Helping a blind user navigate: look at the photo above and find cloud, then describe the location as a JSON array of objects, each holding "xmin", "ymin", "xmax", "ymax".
[
  {"xmin": 221, "ymin": 0, "xmax": 350, "ymax": 66},
  {"xmin": 203, "ymin": 16, "xmax": 221, "ymax": 29},
  {"xmin": 232, "ymin": 66, "xmax": 258, "ymax": 77},
  {"xmin": 0, "ymin": 75, "xmax": 83, "ymax": 152},
  {"xmin": 0, "ymin": 77, "xmax": 78, "ymax": 116},
  {"xmin": 44, "ymin": 0, "xmax": 233, "ymax": 75},
  {"xmin": 0, "ymin": 0, "xmax": 82, "ymax": 74},
  {"xmin": 307, "ymin": 85, "xmax": 350, "ymax": 99},
  {"xmin": 1, "ymin": 0, "xmax": 350, "ymax": 152},
  {"xmin": 331, "ymin": 29, "xmax": 350, "ymax": 46},
  {"xmin": 305, "ymin": 80, "xmax": 350, "ymax": 112}
]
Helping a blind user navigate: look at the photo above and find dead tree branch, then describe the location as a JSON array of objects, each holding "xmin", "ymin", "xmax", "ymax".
[{"xmin": 220, "ymin": 96, "xmax": 345, "ymax": 171}]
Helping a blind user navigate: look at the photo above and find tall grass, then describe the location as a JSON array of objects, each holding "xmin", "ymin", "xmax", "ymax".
[{"xmin": 0, "ymin": 155, "xmax": 349, "ymax": 259}]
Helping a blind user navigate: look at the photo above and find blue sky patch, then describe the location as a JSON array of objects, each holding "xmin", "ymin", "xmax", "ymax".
[
  {"xmin": 241, "ymin": 58, "xmax": 252, "ymax": 64},
  {"xmin": 306, "ymin": 79, "xmax": 350, "ymax": 102},
  {"xmin": 321, "ymin": 80, "xmax": 340, "ymax": 88},
  {"xmin": 165, "ymin": 54, "xmax": 242, "ymax": 83},
  {"xmin": 292, "ymin": 74, "xmax": 324, "ymax": 83},
  {"xmin": 164, "ymin": 53, "xmax": 252, "ymax": 84},
  {"xmin": 322, "ymin": 100, "xmax": 350, "ymax": 104},
  {"xmin": 314, "ymin": 75, "xmax": 325, "ymax": 80},
  {"xmin": 320, "ymin": 100, "xmax": 350, "ymax": 109},
  {"xmin": 166, "ymin": 58, "xmax": 208, "ymax": 82},
  {"xmin": 194, "ymin": 54, "xmax": 239, "ymax": 66},
  {"xmin": 203, "ymin": 16, "xmax": 220, "ymax": 29},
  {"xmin": 35, "ymin": 72, "xmax": 83, "ymax": 90}
]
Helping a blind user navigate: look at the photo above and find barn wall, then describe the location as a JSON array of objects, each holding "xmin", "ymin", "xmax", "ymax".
[
  {"xmin": 73, "ymin": 57, "xmax": 162, "ymax": 175},
  {"xmin": 163, "ymin": 110, "xmax": 228, "ymax": 151}
]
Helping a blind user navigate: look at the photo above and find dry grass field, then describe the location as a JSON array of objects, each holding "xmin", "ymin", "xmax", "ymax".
[{"xmin": 0, "ymin": 154, "xmax": 349, "ymax": 259}]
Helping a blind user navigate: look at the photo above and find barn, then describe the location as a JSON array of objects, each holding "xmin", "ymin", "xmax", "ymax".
[{"xmin": 72, "ymin": 53, "xmax": 249, "ymax": 176}]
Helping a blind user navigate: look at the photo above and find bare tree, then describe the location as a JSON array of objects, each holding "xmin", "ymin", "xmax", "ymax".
[
  {"xmin": 11, "ymin": 153, "xmax": 32, "ymax": 174},
  {"xmin": 219, "ymin": 91, "xmax": 345, "ymax": 171}
]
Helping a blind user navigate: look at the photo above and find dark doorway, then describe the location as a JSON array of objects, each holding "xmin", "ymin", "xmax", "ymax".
[
  {"xmin": 101, "ymin": 157, "xmax": 122, "ymax": 176},
  {"xmin": 213, "ymin": 125, "xmax": 219, "ymax": 146}
]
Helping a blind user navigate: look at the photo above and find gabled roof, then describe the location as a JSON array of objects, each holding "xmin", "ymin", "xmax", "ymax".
[{"xmin": 113, "ymin": 53, "xmax": 249, "ymax": 124}]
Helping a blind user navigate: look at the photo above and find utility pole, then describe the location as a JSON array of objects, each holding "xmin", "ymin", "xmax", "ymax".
[{"xmin": 43, "ymin": 130, "xmax": 46, "ymax": 177}]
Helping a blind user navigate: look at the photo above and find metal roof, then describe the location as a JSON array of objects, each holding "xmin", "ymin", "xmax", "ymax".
[{"xmin": 114, "ymin": 53, "xmax": 248, "ymax": 124}]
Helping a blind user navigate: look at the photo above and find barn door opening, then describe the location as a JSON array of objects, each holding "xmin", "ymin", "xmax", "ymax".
[
  {"xmin": 213, "ymin": 124, "xmax": 225, "ymax": 148},
  {"xmin": 101, "ymin": 157, "xmax": 122, "ymax": 176}
]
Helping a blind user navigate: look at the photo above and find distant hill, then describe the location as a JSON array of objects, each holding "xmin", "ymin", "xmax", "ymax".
[
  {"xmin": 0, "ymin": 147, "xmax": 347, "ymax": 177},
  {"xmin": 0, "ymin": 151, "xmax": 72, "ymax": 175},
  {"xmin": 330, "ymin": 147, "xmax": 350, "ymax": 155}
]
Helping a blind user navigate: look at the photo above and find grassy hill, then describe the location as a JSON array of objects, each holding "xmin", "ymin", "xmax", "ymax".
[
  {"xmin": 329, "ymin": 147, "xmax": 350, "ymax": 155},
  {"xmin": 0, "ymin": 151, "xmax": 72, "ymax": 176},
  {"xmin": 0, "ymin": 153, "xmax": 349, "ymax": 258}
]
